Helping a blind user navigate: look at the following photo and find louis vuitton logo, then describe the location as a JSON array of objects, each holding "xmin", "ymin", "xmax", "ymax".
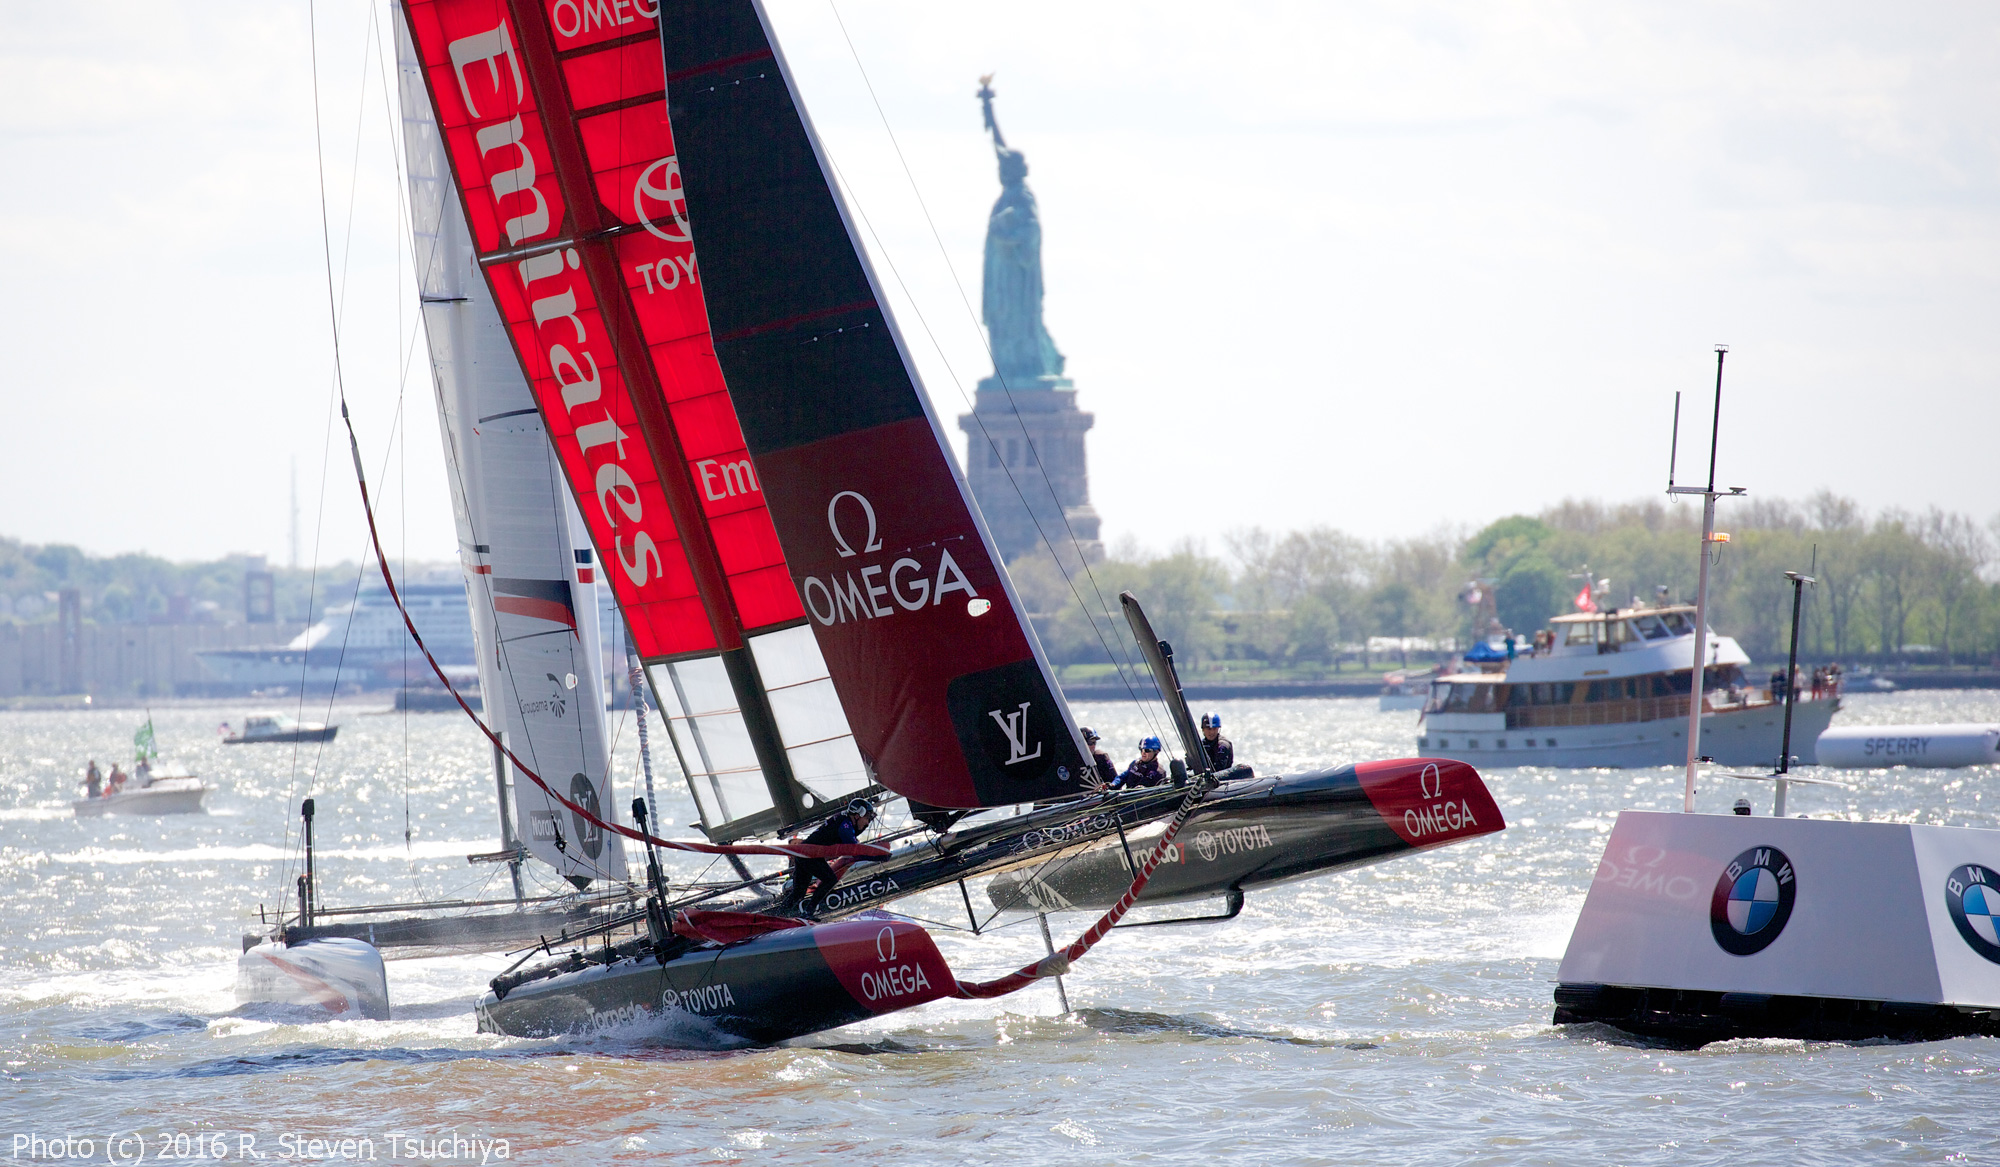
[{"xmin": 987, "ymin": 702, "xmax": 1043, "ymax": 767}]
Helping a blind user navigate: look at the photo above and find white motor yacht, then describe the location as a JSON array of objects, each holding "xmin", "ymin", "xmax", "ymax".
[{"xmin": 1417, "ymin": 604, "xmax": 1840, "ymax": 768}]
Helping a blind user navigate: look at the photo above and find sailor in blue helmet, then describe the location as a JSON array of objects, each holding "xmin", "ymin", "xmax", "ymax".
[
  {"xmin": 1199, "ymin": 712, "xmax": 1234, "ymax": 772},
  {"xmin": 1115, "ymin": 736, "xmax": 1170, "ymax": 789},
  {"xmin": 777, "ymin": 797, "xmax": 877, "ymax": 917},
  {"xmin": 1079, "ymin": 726, "xmax": 1118, "ymax": 789}
]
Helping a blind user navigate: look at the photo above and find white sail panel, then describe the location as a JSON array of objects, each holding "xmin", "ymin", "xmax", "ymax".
[
  {"xmin": 397, "ymin": 17, "xmax": 626, "ymax": 885},
  {"xmin": 749, "ymin": 627, "xmax": 871, "ymax": 807}
]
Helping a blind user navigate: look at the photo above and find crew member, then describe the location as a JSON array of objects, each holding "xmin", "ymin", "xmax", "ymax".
[
  {"xmin": 778, "ymin": 798, "xmax": 876, "ymax": 917},
  {"xmin": 1115, "ymin": 737, "xmax": 1169, "ymax": 789},
  {"xmin": 1199, "ymin": 712, "xmax": 1234, "ymax": 772},
  {"xmin": 81, "ymin": 760, "xmax": 102, "ymax": 800},
  {"xmin": 1080, "ymin": 727, "xmax": 1117, "ymax": 788},
  {"xmin": 106, "ymin": 764, "xmax": 128, "ymax": 798}
]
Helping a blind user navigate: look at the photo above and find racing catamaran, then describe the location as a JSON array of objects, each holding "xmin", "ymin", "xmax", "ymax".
[{"xmin": 346, "ymin": 0, "xmax": 1507, "ymax": 1044}]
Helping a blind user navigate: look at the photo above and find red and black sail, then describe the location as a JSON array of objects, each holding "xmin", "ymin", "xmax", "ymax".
[
  {"xmin": 401, "ymin": 0, "xmax": 876, "ymax": 839},
  {"xmin": 657, "ymin": 1, "xmax": 1089, "ymax": 809}
]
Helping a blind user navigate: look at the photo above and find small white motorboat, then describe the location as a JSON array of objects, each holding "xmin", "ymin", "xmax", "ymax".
[
  {"xmin": 222, "ymin": 711, "xmax": 339, "ymax": 745},
  {"xmin": 72, "ymin": 762, "xmax": 212, "ymax": 817}
]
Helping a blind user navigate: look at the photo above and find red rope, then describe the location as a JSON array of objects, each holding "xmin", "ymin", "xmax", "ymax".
[
  {"xmin": 951, "ymin": 776, "xmax": 1213, "ymax": 999},
  {"xmin": 337, "ymin": 404, "xmax": 886, "ymax": 863}
]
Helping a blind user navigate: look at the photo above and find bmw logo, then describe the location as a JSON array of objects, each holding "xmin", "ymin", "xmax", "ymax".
[
  {"xmin": 1709, "ymin": 846, "xmax": 1797, "ymax": 955},
  {"xmin": 1944, "ymin": 864, "xmax": 2000, "ymax": 965}
]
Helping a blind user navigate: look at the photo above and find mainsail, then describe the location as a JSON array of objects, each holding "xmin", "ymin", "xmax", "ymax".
[
  {"xmin": 658, "ymin": 1, "xmax": 1089, "ymax": 808},
  {"xmin": 398, "ymin": 18, "xmax": 626, "ymax": 885},
  {"xmin": 400, "ymin": 0, "xmax": 874, "ymax": 839}
]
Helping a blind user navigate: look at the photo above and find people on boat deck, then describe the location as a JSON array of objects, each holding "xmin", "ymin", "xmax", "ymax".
[
  {"xmin": 1080, "ymin": 727, "xmax": 1117, "ymax": 789},
  {"xmin": 778, "ymin": 797, "xmax": 877, "ymax": 916},
  {"xmin": 81, "ymin": 760, "xmax": 103, "ymax": 800},
  {"xmin": 1199, "ymin": 713, "xmax": 1233, "ymax": 772},
  {"xmin": 135, "ymin": 758, "xmax": 153, "ymax": 788},
  {"xmin": 105, "ymin": 764, "xmax": 128, "ymax": 797},
  {"xmin": 1115, "ymin": 737, "xmax": 1169, "ymax": 789}
]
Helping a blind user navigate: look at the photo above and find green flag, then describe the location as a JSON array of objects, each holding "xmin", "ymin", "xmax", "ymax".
[{"xmin": 135, "ymin": 719, "xmax": 157, "ymax": 763}]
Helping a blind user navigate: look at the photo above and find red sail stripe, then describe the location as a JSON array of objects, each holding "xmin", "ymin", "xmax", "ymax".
[{"xmin": 493, "ymin": 594, "xmax": 578, "ymax": 629}]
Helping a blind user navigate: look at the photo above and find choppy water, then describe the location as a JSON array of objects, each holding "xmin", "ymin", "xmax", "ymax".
[{"xmin": 5, "ymin": 691, "xmax": 2000, "ymax": 1164}]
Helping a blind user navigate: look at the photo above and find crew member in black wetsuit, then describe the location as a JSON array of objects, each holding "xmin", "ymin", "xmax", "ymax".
[
  {"xmin": 1199, "ymin": 712, "xmax": 1234, "ymax": 772},
  {"xmin": 1080, "ymin": 727, "xmax": 1117, "ymax": 789},
  {"xmin": 778, "ymin": 798, "xmax": 876, "ymax": 917},
  {"xmin": 1115, "ymin": 736, "xmax": 1169, "ymax": 789}
]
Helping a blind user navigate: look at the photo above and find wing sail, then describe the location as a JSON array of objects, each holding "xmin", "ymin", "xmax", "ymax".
[
  {"xmin": 657, "ymin": 1, "xmax": 1089, "ymax": 808},
  {"xmin": 399, "ymin": 0, "xmax": 873, "ymax": 838},
  {"xmin": 397, "ymin": 18, "xmax": 626, "ymax": 883}
]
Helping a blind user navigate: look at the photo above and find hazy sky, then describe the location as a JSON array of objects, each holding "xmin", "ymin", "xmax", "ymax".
[{"xmin": 3, "ymin": 1, "xmax": 1996, "ymax": 571}]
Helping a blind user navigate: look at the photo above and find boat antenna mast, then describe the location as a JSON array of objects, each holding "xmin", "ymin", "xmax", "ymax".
[{"xmin": 1667, "ymin": 346, "xmax": 1747, "ymax": 812}]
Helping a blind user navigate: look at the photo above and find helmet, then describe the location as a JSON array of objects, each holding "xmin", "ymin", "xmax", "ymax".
[
  {"xmin": 1080, "ymin": 726, "xmax": 1100, "ymax": 743},
  {"xmin": 844, "ymin": 797, "xmax": 876, "ymax": 820},
  {"xmin": 1139, "ymin": 735, "xmax": 1163, "ymax": 752},
  {"xmin": 1200, "ymin": 712, "xmax": 1222, "ymax": 729}
]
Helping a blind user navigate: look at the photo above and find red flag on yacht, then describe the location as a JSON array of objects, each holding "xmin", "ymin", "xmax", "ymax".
[{"xmin": 1574, "ymin": 584, "xmax": 1597, "ymax": 613}]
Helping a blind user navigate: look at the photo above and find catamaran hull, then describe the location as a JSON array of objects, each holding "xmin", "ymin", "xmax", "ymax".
[
  {"xmin": 476, "ymin": 915, "xmax": 954, "ymax": 1047},
  {"xmin": 236, "ymin": 939, "xmax": 390, "ymax": 1021},
  {"xmin": 983, "ymin": 759, "xmax": 1505, "ymax": 914},
  {"xmin": 1553, "ymin": 811, "xmax": 2000, "ymax": 1045},
  {"xmin": 1419, "ymin": 697, "xmax": 1839, "ymax": 770}
]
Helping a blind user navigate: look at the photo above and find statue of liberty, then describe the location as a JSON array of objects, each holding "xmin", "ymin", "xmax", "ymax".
[{"xmin": 977, "ymin": 77, "xmax": 1066, "ymax": 388}]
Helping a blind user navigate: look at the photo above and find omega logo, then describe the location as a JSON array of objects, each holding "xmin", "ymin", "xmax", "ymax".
[
  {"xmin": 828, "ymin": 491, "xmax": 882, "ymax": 557},
  {"xmin": 1419, "ymin": 763, "xmax": 1445, "ymax": 800},
  {"xmin": 801, "ymin": 490, "xmax": 979, "ymax": 626},
  {"xmin": 876, "ymin": 926, "xmax": 897, "ymax": 963}
]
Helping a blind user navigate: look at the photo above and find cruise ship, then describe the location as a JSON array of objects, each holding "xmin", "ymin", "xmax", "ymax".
[
  {"xmin": 1417, "ymin": 604, "xmax": 1840, "ymax": 768},
  {"xmin": 195, "ymin": 581, "xmax": 478, "ymax": 693}
]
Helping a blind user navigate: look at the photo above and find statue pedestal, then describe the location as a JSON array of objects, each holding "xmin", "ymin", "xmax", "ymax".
[{"xmin": 959, "ymin": 384, "xmax": 1102, "ymax": 568}]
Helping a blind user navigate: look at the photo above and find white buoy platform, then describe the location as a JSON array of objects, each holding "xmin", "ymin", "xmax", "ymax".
[
  {"xmin": 1554, "ymin": 810, "xmax": 2000, "ymax": 1043},
  {"xmin": 1816, "ymin": 724, "xmax": 2000, "ymax": 769}
]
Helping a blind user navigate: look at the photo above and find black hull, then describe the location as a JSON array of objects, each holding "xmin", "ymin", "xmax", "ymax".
[
  {"xmin": 980, "ymin": 764, "xmax": 1504, "ymax": 915},
  {"xmin": 477, "ymin": 916, "xmax": 951, "ymax": 1046},
  {"xmin": 226, "ymin": 726, "xmax": 339, "ymax": 745},
  {"xmin": 1553, "ymin": 982, "xmax": 2000, "ymax": 1047}
]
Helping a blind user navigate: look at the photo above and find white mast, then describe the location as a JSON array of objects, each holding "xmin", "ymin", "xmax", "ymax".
[{"xmin": 1669, "ymin": 347, "xmax": 1745, "ymax": 812}]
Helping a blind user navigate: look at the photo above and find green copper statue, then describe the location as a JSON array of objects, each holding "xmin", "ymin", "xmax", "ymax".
[{"xmin": 977, "ymin": 76, "xmax": 1065, "ymax": 388}]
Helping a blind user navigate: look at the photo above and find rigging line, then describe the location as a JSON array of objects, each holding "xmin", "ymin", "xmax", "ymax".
[
  {"xmin": 819, "ymin": 146, "xmax": 1163, "ymax": 742},
  {"xmin": 288, "ymin": 0, "xmax": 410, "ymax": 904},
  {"xmin": 282, "ymin": 0, "xmax": 357, "ymax": 907},
  {"xmin": 822, "ymin": 1, "xmax": 1163, "ymax": 720},
  {"xmin": 329, "ymin": 400, "xmax": 895, "ymax": 864}
]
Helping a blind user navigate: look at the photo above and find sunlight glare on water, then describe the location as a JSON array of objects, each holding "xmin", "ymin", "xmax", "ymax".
[{"xmin": 4, "ymin": 691, "xmax": 1999, "ymax": 1164}]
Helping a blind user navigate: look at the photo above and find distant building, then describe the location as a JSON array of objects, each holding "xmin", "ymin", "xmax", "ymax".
[{"xmin": 958, "ymin": 80, "xmax": 1102, "ymax": 567}]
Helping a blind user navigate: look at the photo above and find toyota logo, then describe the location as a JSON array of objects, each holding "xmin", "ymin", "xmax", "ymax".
[
  {"xmin": 633, "ymin": 155, "xmax": 692, "ymax": 243},
  {"xmin": 1418, "ymin": 763, "xmax": 1445, "ymax": 800}
]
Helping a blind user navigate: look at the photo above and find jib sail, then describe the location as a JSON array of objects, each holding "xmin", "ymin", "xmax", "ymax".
[
  {"xmin": 658, "ymin": 1, "xmax": 1089, "ymax": 808},
  {"xmin": 397, "ymin": 16, "xmax": 626, "ymax": 884},
  {"xmin": 399, "ymin": 0, "xmax": 874, "ymax": 840}
]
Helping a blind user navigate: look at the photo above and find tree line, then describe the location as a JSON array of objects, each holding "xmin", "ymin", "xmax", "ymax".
[{"xmin": 1010, "ymin": 493, "xmax": 2000, "ymax": 672}]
